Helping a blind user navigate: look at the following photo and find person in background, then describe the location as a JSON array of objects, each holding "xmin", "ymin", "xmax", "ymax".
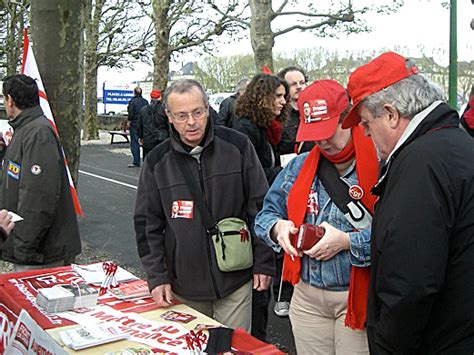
[
  {"xmin": 127, "ymin": 87, "xmax": 148, "ymax": 167},
  {"xmin": 134, "ymin": 79, "xmax": 274, "ymax": 333},
  {"xmin": 232, "ymin": 73, "xmax": 289, "ymax": 184},
  {"xmin": 231, "ymin": 73, "xmax": 289, "ymax": 341},
  {"xmin": 1, "ymin": 74, "xmax": 81, "ymax": 272},
  {"xmin": 255, "ymin": 80, "xmax": 379, "ymax": 354},
  {"xmin": 460, "ymin": 84, "xmax": 474, "ymax": 137},
  {"xmin": 137, "ymin": 89, "xmax": 166, "ymax": 158},
  {"xmin": 277, "ymin": 66, "xmax": 314, "ymax": 156},
  {"xmin": 342, "ymin": 52, "xmax": 474, "ymax": 353},
  {"xmin": 217, "ymin": 78, "xmax": 250, "ymax": 127}
]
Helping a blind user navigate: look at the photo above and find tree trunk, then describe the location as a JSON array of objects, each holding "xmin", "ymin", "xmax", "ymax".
[
  {"xmin": 249, "ymin": 0, "xmax": 275, "ymax": 73},
  {"xmin": 152, "ymin": 0, "xmax": 171, "ymax": 93},
  {"xmin": 30, "ymin": 0, "xmax": 85, "ymax": 185},
  {"xmin": 83, "ymin": 0, "xmax": 103, "ymax": 140}
]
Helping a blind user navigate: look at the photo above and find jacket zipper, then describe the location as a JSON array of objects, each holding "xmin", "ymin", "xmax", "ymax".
[{"xmin": 197, "ymin": 159, "xmax": 221, "ymax": 299}]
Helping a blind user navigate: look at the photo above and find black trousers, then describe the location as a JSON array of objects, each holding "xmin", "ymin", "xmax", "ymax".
[{"xmin": 251, "ymin": 288, "xmax": 271, "ymax": 341}]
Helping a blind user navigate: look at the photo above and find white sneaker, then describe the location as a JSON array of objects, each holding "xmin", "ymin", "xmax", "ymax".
[{"xmin": 274, "ymin": 301, "xmax": 290, "ymax": 317}]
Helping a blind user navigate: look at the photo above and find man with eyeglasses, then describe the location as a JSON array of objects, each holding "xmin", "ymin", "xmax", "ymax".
[{"xmin": 134, "ymin": 79, "xmax": 275, "ymax": 333}]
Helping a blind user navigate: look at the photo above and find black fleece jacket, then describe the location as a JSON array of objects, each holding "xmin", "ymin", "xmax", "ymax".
[{"xmin": 134, "ymin": 121, "xmax": 275, "ymax": 301}]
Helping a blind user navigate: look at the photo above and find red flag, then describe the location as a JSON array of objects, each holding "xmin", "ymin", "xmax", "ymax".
[
  {"xmin": 262, "ymin": 64, "xmax": 273, "ymax": 74},
  {"xmin": 21, "ymin": 28, "xmax": 84, "ymax": 217}
]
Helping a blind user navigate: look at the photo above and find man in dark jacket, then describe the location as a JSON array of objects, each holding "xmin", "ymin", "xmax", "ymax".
[
  {"xmin": 216, "ymin": 78, "xmax": 249, "ymax": 127},
  {"xmin": 134, "ymin": 79, "xmax": 274, "ymax": 332},
  {"xmin": 1, "ymin": 74, "xmax": 81, "ymax": 272},
  {"xmin": 137, "ymin": 89, "xmax": 169, "ymax": 158},
  {"xmin": 127, "ymin": 87, "xmax": 148, "ymax": 167},
  {"xmin": 277, "ymin": 66, "xmax": 313, "ymax": 156},
  {"xmin": 342, "ymin": 52, "xmax": 474, "ymax": 354}
]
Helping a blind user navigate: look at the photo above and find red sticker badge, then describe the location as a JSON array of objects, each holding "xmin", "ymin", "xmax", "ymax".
[
  {"xmin": 348, "ymin": 185, "xmax": 364, "ymax": 200},
  {"xmin": 171, "ymin": 200, "xmax": 194, "ymax": 219},
  {"xmin": 304, "ymin": 99, "xmax": 328, "ymax": 123},
  {"xmin": 306, "ymin": 189, "xmax": 319, "ymax": 214}
]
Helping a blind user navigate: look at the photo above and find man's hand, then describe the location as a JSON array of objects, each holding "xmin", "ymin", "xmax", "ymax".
[
  {"xmin": 271, "ymin": 219, "xmax": 299, "ymax": 257},
  {"xmin": 138, "ymin": 138, "xmax": 144, "ymax": 146},
  {"xmin": 151, "ymin": 284, "xmax": 173, "ymax": 307},
  {"xmin": 0, "ymin": 209, "xmax": 14, "ymax": 237},
  {"xmin": 304, "ymin": 221, "xmax": 350, "ymax": 261},
  {"xmin": 253, "ymin": 274, "xmax": 272, "ymax": 291}
]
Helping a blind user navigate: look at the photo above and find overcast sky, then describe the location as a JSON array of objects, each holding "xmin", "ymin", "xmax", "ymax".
[{"xmin": 99, "ymin": 0, "xmax": 473, "ymax": 88}]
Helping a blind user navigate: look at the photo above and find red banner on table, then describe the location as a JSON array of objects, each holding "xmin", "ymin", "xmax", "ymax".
[{"xmin": 0, "ymin": 267, "xmax": 158, "ymax": 331}]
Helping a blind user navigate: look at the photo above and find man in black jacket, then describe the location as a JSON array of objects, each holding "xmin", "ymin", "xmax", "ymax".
[
  {"xmin": 342, "ymin": 52, "xmax": 474, "ymax": 354},
  {"xmin": 216, "ymin": 78, "xmax": 249, "ymax": 127},
  {"xmin": 137, "ymin": 89, "xmax": 168, "ymax": 158},
  {"xmin": 134, "ymin": 79, "xmax": 274, "ymax": 332},
  {"xmin": 127, "ymin": 87, "xmax": 148, "ymax": 167},
  {"xmin": 277, "ymin": 66, "xmax": 313, "ymax": 157},
  {"xmin": 1, "ymin": 74, "xmax": 81, "ymax": 272}
]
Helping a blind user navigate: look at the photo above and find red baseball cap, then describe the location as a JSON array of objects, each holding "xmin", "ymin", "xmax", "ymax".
[
  {"xmin": 150, "ymin": 89, "xmax": 161, "ymax": 99},
  {"xmin": 342, "ymin": 52, "xmax": 419, "ymax": 128},
  {"xmin": 296, "ymin": 80, "xmax": 349, "ymax": 142}
]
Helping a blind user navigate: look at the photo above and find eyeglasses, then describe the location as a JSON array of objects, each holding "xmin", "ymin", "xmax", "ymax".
[{"xmin": 169, "ymin": 107, "xmax": 208, "ymax": 122}]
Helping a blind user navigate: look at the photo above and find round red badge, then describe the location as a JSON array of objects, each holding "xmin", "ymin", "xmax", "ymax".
[{"xmin": 348, "ymin": 185, "xmax": 364, "ymax": 200}]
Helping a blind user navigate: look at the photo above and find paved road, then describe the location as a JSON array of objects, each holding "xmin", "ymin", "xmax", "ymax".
[{"xmin": 77, "ymin": 141, "xmax": 296, "ymax": 353}]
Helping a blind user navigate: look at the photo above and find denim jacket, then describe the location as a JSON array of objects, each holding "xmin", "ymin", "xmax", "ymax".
[{"xmin": 255, "ymin": 152, "xmax": 371, "ymax": 291}]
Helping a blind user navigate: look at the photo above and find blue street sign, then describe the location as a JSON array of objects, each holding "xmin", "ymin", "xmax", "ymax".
[{"xmin": 103, "ymin": 89, "xmax": 134, "ymax": 104}]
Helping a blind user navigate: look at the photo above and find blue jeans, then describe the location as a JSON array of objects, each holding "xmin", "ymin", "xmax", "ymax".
[{"xmin": 129, "ymin": 124, "xmax": 140, "ymax": 166}]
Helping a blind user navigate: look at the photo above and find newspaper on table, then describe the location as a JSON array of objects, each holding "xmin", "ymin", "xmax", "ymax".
[
  {"xmin": 58, "ymin": 305, "xmax": 193, "ymax": 352},
  {"xmin": 36, "ymin": 283, "xmax": 99, "ymax": 313},
  {"xmin": 109, "ymin": 279, "xmax": 151, "ymax": 300},
  {"xmin": 72, "ymin": 262, "xmax": 138, "ymax": 285},
  {"xmin": 58, "ymin": 324, "xmax": 128, "ymax": 350},
  {"xmin": 5, "ymin": 309, "xmax": 68, "ymax": 355}
]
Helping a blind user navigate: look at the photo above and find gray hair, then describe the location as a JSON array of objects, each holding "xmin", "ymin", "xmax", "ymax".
[
  {"xmin": 163, "ymin": 79, "xmax": 209, "ymax": 109},
  {"xmin": 235, "ymin": 78, "xmax": 250, "ymax": 94},
  {"xmin": 362, "ymin": 60, "xmax": 445, "ymax": 120}
]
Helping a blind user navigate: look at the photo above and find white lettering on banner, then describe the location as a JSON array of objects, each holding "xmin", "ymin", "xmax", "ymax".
[
  {"xmin": 58, "ymin": 306, "xmax": 192, "ymax": 352},
  {"xmin": 0, "ymin": 304, "xmax": 16, "ymax": 353}
]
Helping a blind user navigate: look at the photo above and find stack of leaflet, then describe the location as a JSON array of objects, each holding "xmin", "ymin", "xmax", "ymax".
[
  {"xmin": 36, "ymin": 284, "xmax": 99, "ymax": 313},
  {"xmin": 110, "ymin": 279, "xmax": 151, "ymax": 300}
]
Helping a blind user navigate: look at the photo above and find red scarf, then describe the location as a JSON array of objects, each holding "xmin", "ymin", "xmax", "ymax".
[
  {"xmin": 464, "ymin": 96, "xmax": 474, "ymax": 129},
  {"xmin": 283, "ymin": 126, "xmax": 378, "ymax": 330},
  {"xmin": 266, "ymin": 119, "xmax": 283, "ymax": 145}
]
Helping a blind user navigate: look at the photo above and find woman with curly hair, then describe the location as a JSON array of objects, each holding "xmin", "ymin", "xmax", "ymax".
[
  {"xmin": 230, "ymin": 73, "xmax": 289, "ymax": 342},
  {"xmin": 232, "ymin": 73, "xmax": 290, "ymax": 184}
]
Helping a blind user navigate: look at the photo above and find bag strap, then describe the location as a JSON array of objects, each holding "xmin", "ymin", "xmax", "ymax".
[
  {"xmin": 317, "ymin": 155, "xmax": 372, "ymax": 230},
  {"xmin": 175, "ymin": 152, "xmax": 217, "ymax": 235}
]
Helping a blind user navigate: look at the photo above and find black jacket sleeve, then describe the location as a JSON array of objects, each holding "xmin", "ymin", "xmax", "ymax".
[
  {"xmin": 137, "ymin": 106, "xmax": 146, "ymax": 139},
  {"xmin": 134, "ymin": 158, "xmax": 170, "ymax": 291},
  {"xmin": 216, "ymin": 96, "xmax": 236, "ymax": 127}
]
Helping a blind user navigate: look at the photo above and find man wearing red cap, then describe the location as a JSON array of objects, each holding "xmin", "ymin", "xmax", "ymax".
[
  {"xmin": 255, "ymin": 79, "xmax": 379, "ymax": 354},
  {"xmin": 342, "ymin": 52, "xmax": 474, "ymax": 353},
  {"xmin": 137, "ymin": 89, "xmax": 168, "ymax": 158}
]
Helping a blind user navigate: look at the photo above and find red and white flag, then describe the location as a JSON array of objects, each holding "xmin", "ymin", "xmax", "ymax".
[{"xmin": 21, "ymin": 28, "xmax": 84, "ymax": 217}]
